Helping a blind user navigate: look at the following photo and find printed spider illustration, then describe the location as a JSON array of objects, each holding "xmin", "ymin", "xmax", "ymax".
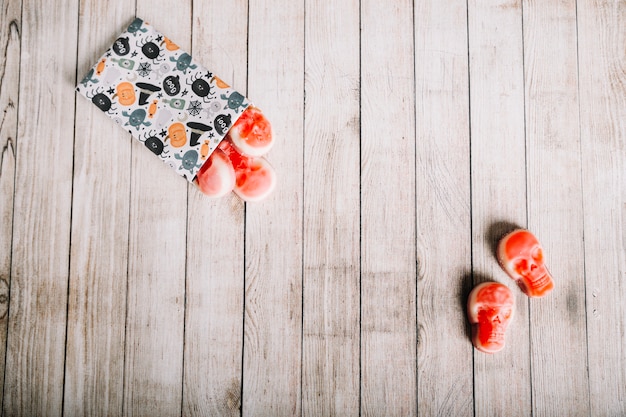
[
  {"xmin": 136, "ymin": 37, "xmax": 165, "ymax": 63},
  {"xmin": 137, "ymin": 62, "xmax": 152, "ymax": 77},
  {"xmin": 186, "ymin": 72, "xmax": 215, "ymax": 102},
  {"xmin": 187, "ymin": 101, "xmax": 202, "ymax": 116},
  {"xmin": 85, "ymin": 86, "xmax": 116, "ymax": 114},
  {"xmin": 139, "ymin": 130, "xmax": 168, "ymax": 157}
]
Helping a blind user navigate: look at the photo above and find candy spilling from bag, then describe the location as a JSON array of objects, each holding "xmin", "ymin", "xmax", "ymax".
[{"xmin": 76, "ymin": 17, "xmax": 276, "ymax": 202}]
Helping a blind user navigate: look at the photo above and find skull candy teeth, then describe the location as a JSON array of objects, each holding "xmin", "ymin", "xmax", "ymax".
[
  {"xmin": 497, "ymin": 229, "xmax": 555, "ymax": 297},
  {"xmin": 467, "ymin": 282, "xmax": 515, "ymax": 354}
]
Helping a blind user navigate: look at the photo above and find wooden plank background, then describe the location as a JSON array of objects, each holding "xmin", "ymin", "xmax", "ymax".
[{"xmin": 1, "ymin": 0, "xmax": 625, "ymax": 416}]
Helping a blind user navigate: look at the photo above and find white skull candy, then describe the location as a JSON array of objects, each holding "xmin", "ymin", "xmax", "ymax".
[
  {"xmin": 497, "ymin": 229, "xmax": 554, "ymax": 297},
  {"xmin": 467, "ymin": 282, "xmax": 515, "ymax": 354}
]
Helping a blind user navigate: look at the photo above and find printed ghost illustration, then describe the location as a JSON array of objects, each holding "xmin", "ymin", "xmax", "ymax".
[{"xmin": 170, "ymin": 53, "xmax": 197, "ymax": 74}]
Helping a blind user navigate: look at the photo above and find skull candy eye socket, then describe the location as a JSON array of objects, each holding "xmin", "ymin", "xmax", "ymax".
[
  {"xmin": 513, "ymin": 258, "xmax": 528, "ymax": 274},
  {"xmin": 531, "ymin": 246, "xmax": 543, "ymax": 262}
]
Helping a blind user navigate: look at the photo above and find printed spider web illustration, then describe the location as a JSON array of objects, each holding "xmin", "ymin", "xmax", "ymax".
[
  {"xmin": 187, "ymin": 100, "xmax": 202, "ymax": 116},
  {"xmin": 137, "ymin": 62, "xmax": 152, "ymax": 77}
]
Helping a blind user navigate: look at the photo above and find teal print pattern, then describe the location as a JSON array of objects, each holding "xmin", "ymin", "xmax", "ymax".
[{"xmin": 76, "ymin": 17, "xmax": 251, "ymax": 182}]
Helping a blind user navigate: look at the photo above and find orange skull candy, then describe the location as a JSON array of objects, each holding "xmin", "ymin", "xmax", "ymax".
[
  {"xmin": 467, "ymin": 282, "xmax": 515, "ymax": 354},
  {"xmin": 497, "ymin": 229, "xmax": 554, "ymax": 297}
]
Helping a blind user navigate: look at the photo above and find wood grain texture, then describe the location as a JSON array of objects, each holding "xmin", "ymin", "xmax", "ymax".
[
  {"xmin": 63, "ymin": 2, "xmax": 133, "ymax": 416},
  {"xmin": 360, "ymin": 1, "xmax": 417, "ymax": 415},
  {"xmin": 182, "ymin": 1, "xmax": 247, "ymax": 416},
  {"xmin": 467, "ymin": 0, "xmax": 532, "ymax": 415},
  {"xmin": 414, "ymin": 1, "xmax": 473, "ymax": 415},
  {"xmin": 522, "ymin": 0, "xmax": 590, "ymax": 414},
  {"xmin": 3, "ymin": 0, "xmax": 77, "ymax": 415},
  {"xmin": 2, "ymin": 1, "xmax": 626, "ymax": 414},
  {"xmin": 578, "ymin": 0, "xmax": 626, "ymax": 415},
  {"xmin": 122, "ymin": 2, "xmax": 190, "ymax": 416},
  {"xmin": 0, "ymin": 0, "xmax": 21, "ymax": 410},
  {"xmin": 242, "ymin": 0, "xmax": 304, "ymax": 414},
  {"xmin": 302, "ymin": 0, "xmax": 360, "ymax": 415}
]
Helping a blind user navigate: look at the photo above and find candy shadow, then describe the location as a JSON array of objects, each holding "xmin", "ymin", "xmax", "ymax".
[
  {"xmin": 487, "ymin": 220, "xmax": 522, "ymax": 262},
  {"xmin": 460, "ymin": 271, "xmax": 494, "ymax": 342}
]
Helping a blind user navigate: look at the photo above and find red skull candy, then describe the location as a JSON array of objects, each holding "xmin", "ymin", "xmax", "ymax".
[
  {"xmin": 497, "ymin": 229, "xmax": 554, "ymax": 297},
  {"xmin": 467, "ymin": 282, "xmax": 515, "ymax": 354}
]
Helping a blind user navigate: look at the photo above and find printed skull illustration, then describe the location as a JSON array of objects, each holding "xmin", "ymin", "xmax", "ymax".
[
  {"xmin": 497, "ymin": 229, "xmax": 554, "ymax": 298},
  {"xmin": 122, "ymin": 109, "xmax": 151, "ymax": 129},
  {"xmin": 170, "ymin": 53, "xmax": 197, "ymax": 74},
  {"xmin": 127, "ymin": 18, "xmax": 148, "ymax": 36},
  {"xmin": 175, "ymin": 150, "xmax": 202, "ymax": 172},
  {"xmin": 80, "ymin": 68, "xmax": 98, "ymax": 87},
  {"xmin": 467, "ymin": 282, "xmax": 515, "ymax": 354},
  {"xmin": 221, "ymin": 91, "xmax": 247, "ymax": 113}
]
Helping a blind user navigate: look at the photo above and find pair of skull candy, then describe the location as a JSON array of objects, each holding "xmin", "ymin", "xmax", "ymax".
[{"xmin": 467, "ymin": 229, "xmax": 554, "ymax": 354}]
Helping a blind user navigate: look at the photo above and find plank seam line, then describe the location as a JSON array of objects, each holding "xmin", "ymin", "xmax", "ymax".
[
  {"xmin": 61, "ymin": 3, "xmax": 81, "ymax": 415},
  {"xmin": 179, "ymin": 6, "xmax": 194, "ymax": 416},
  {"xmin": 121, "ymin": 5, "xmax": 141, "ymax": 416},
  {"xmin": 358, "ymin": 0, "xmax": 364, "ymax": 415},
  {"xmin": 519, "ymin": 2, "xmax": 535, "ymax": 414},
  {"xmin": 240, "ymin": 0, "xmax": 251, "ymax": 414},
  {"xmin": 464, "ymin": 0, "xmax": 476, "ymax": 415},
  {"xmin": 573, "ymin": 1, "xmax": 592, "ymax": 414},
  {"xmin": 411, "ymin": 0, "xmax": 419, "ymax": 414},
  {"xmin": 300, "ymin": 0, "xmax": 306, "ymax": 414}
]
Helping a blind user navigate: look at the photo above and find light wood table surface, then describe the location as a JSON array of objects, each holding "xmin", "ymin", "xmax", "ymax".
[{"xmin": 1, "ymin": 0, "xmax": 625, "ymax": 415}]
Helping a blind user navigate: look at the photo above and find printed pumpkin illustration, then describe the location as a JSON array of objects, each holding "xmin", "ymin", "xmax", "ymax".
[
  {"xmin": 166, "ymin": 123, "xmax": 187, "ymax": 148},
  {"xmin": 113, "ymin": 82, "xmax": 136, "ymax": 106}
]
